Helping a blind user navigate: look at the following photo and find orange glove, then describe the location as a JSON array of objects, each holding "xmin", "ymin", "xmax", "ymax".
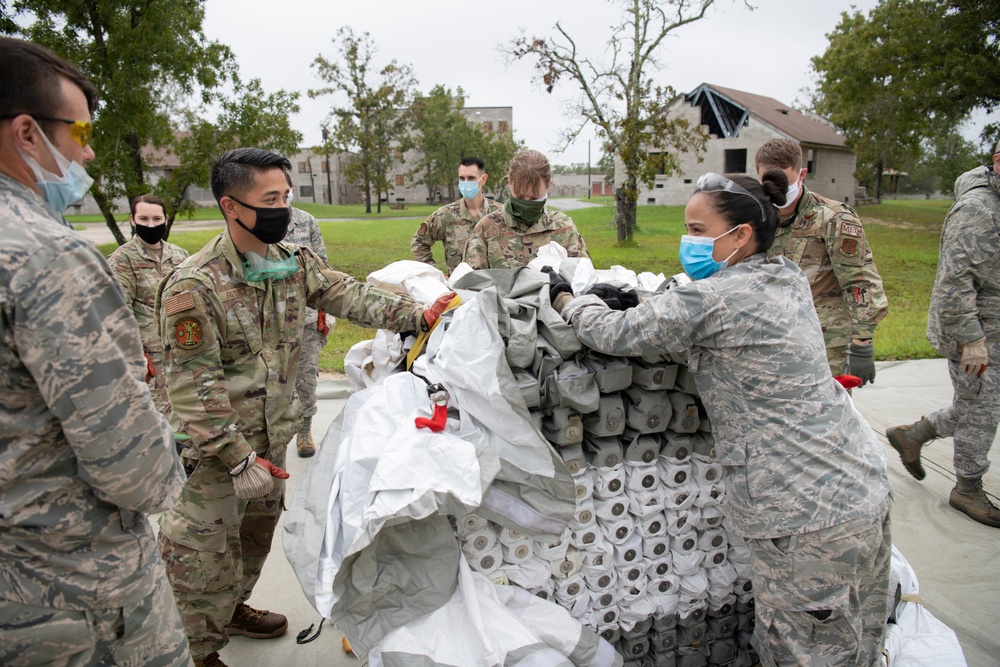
[
  {"xmin": 144, "ymin": 353, "xmax": 155, "ymax": 382},
  {"xmin": 422, "ymin": 292, "xmax": 458, "ymax": 330},
  {"xmin": 317, "ymin": 310, "xmax": 331, "ymax": 337},
  {"xmin": 257, "ymin": 457, "xmax": 290, "ymax": 479}
]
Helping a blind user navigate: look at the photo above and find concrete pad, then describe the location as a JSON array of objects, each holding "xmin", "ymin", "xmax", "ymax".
[{"xmin": 206, "ymin": 360, "xmax": 998, "ymax": 666}]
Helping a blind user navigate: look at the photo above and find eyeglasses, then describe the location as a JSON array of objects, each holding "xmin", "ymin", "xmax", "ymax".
[
  {"xmin": 0, "ymin": 114, "xmax": 93, "ymax": 147},
  {"xmin": 696, "ymin": 172, "xmax": 765, "ymax": 223}
]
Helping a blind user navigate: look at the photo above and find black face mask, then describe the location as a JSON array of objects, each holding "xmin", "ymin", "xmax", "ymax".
[
  {"xmin": 133, "ymin": 222, "xmax": 166, "ymax": 245},
  {"xmin": 229, "ymin": 197, "xmax": 291, "ymax": 244}
]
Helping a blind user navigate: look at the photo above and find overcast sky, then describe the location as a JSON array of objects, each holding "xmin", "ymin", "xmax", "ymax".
[{"xmin": 201, "ymin": 0, "xmax": 989, "ymax": 165}]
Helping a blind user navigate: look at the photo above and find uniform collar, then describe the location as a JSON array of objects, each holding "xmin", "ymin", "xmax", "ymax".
[{"xmin": 220, "ymin": 226, "xmax": 291, "ymax": 286}]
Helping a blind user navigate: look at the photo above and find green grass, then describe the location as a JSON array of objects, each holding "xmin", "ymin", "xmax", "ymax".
[
  {"xmin": 70, "ymin": 203, "xmax": 439, "ymax": 225},
  {"xmin": 99, "ymin": 199, "xmax": 950, "ymax": 371}
]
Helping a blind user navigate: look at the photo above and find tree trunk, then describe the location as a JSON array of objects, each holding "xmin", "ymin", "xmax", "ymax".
[
  {"xmin": 874, "ymin": 161, "xmax": 883, "ymax": 204},
  {"xmin": 364, "ymin": 180, "xmax": 372, "ymax": 214},
  {"xmin": 614, "ymin": 173, "xmax": 638, "ymax": 243},
  {"xmin": 93, "ymin": 188, "xmax": 127, "ymax": 246}
]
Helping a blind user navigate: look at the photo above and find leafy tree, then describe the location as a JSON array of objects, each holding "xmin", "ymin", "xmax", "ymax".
[
  {"xmin": 3, "ymin": 0, "xmax": 237, "ymax": 244},
  {"xmin": 811, "ymin": 0, "xmax": 1000, "ymax": 202},
  {"xmin": 900, "ymin": 123, "xmax": 982, "ymax": 197},
  {"xmin": 311, "ymin": 27, "xmax": 416, "ymax": 214},
  {"xmin": 407, "ymin": 85, "xmax": 478, "ymax": 202},
  {"xmin": 155, "ymin": 78, "xmax": 301, "ymax": 236},
  {"xmin": 505, "ymin": 0, "xmax": 722, "ymax": 242}
]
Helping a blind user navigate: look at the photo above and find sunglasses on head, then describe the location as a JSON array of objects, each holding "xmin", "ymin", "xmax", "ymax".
[
  {"xmin": 0, "ymin": 114, "xmax": 94, "ymax": 147},
  {"xmin": 696, "ymin": 172, "xmax": 765, "ymax": 223}
]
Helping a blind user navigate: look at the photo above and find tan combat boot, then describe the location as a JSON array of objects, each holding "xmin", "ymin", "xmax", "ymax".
[
  {"xmin": 886, "ymin": 417, "xmax": 937, "ymax": 480},
  {"xmin": 193, "ymin": 652, "xmax": 228, "ymax": 667},
  {"xmin": 297, "ymin": 416, "xmax": 315, "ymax": 458},
  {"xmin": 225, "ymin": 602, "xmax": 288, "ymax": 638},
  {"xmin": 949, "ymin": 476, "xmax": 1000, "ymax": 528}
]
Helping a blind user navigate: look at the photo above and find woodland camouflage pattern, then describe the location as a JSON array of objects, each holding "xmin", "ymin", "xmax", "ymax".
[
  {"xmin": 411, "ymin": 196, "xmax": 503, "ymax": 273},
  {"xmin": 0, "ymin": 173, "xmax": 189, "ymax": 664},
  {"xmin": 463, "ymin": 205, "xmax": 589, "ymax": 270},
  {"xmin": 925, "ymin": 166, "xmax": 1000, "ymax": 479},
  {"xmin": 155, "ymin": 227, "xmax": 427, "ymax": 657},
  {"xmin": 768, "ymin": 185, "xmax": 888, "ymax": 375},
  {"xmin": 107, "ymin": 235, "xmax": 189, "ymax": 413}
]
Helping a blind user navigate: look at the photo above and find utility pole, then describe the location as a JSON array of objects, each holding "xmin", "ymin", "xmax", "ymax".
[
  {"xmin": 587, "ymin": 140, "xmax": 592, "ymax": 200},
  {"xmin": 322, "ymin": 127, "xmax": 333, "ymax": 205}
]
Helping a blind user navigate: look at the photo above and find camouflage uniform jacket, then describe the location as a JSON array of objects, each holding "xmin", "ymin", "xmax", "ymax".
[
  {"xmin": 767, "ymin": 185, "xmax": 888, "ymax": 347},
  {"xmin": 0, "ymin": 173, "xmax": 185, "ymax": 610},
  {"xmin": 562, "ymin": 253, "xmax": 890, "ymax": 538},
  {"xmin": 411, "ymin": 197, "xmax": 503, "ymax": 273},
  {"xmin": 155, "ymin": 228, "xmax": 426, "ymax": 475},
  {"xmin": 927, "ymin": 166, "xmax": 1000, "ymax": 360},
  {"xmin": 284, "ymin": 206, "xmax": 328, "ymax": 326},
  {"xmin": 107, "ymin": 235, "xmax": 189, "ymax": 355},
  {"xmin": 463, "ymin": 205, "xmax": 589, "ymax": 270}
]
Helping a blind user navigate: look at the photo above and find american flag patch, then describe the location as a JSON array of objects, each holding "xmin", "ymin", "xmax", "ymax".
[{"xmin": 164, "ymin": 292, "xmax": 195, "ymax": 316}]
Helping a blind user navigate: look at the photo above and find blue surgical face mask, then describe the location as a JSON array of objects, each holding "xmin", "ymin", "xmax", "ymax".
[
  {"xmin": 458, "ymin": 180, "xmax": 480, "ymax": 200},
  {"xmin": 17, "ymin": 122, "xmax": 94, "ymax": 213},
  {"xmin": 678, "ymin": 225, "xmax": 741, "ymax": 280}
]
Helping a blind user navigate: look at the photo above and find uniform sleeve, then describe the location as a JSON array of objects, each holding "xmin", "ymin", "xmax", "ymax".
[
  {"xmin": 934, "ymin": 201, "xmax": 999, "ymax": 344},
  {"xmin": 107, "ymin": 249, "xmax": 137, "ymax": 307},
  {"xmin": 411, "ymin": 212, "xmax": 443, "ymax": 266},
  {"xmin": 823, "ymin": 208, "xmax": 889, "ymax": 339},
  {"xmin": 563, "ymin": 289, "xmax": 706, "ymax": 358},
  {"xmin": 157, "ymin": 277, "xmax": 254, "ymax": 470},
  {"xmin": 299, "ymin": 247, "xmax": 426, "ymax": 332},
  {"xmin": 569, "ymin": 229, "xmax": 590, "ymax": 260},
  {"xmin": 14, "ymin": 238, "xmax": 184, "ymax": 514},
  {"xmin": 308, "ymin": 214, "xmax": 328, "ymax": 261},
  {"xmin": 463, "ymin": 225, "xmax": 489, "ymax": 270}
]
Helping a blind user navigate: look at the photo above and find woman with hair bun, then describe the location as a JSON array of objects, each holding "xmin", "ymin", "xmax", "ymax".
[
  {"xmin": 463, "ymin": 148, "xmax": 589, "ymax": 269},
  {"xmin": 552, "ymin": 170, "xmax": 892, "ymax": 666}
]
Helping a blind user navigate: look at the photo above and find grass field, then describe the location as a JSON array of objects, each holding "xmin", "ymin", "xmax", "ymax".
[
  {"xmin": 69, "ymin": 201, "xmax": 441, "ymax": 224},
  {"xmin": 100, "ymin": 198, "xmax": 950, "ymax": 372}
]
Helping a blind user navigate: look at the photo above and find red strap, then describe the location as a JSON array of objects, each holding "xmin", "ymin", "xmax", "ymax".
[{"xmin": 414, "ymin": 403, "xmax": 448, "ymax": 432}]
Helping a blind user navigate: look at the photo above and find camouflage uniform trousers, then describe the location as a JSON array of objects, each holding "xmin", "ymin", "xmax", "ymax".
[
  {"xmin": 157, "ymin": 441, "xmax": 286, "ymax": 659},
  {"xmin": 748, "ymin": 495, "xmax": 891, "ymax": 667},
  {"xmin": 147, "ymin": 347, "xmax": 170, "ymax": 416},
  {"xmin": 826, "ymin": 344, "xmax": 847, "ymax": 378},
  {"xmin": 0, "ymin": 564, "xmax": 191, "ymax": 667},
  {"xmin": 295, "ymin": 322, "xmax": 325, "ymax": 420},
  {"xmin": 925, "ymin": 350, "xmax": 1000, "ymax": 480}
]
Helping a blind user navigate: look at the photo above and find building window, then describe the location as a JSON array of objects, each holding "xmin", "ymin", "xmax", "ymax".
[
  {"xmin": 394, "ymin": 149, "xmax": 403, "ymax": 158},
  {"xmin": 724, "ymin": 149, "xmax": 747, "ymax": 174},
  {"xmin": 395, "ymin": 174, "xmax": 405, "ymax": 186},
  {"xmin": 298, "ymin": 185, "xmax": 314, "ymax": 198},
  {"xmin": 498, "ymin": 120, "xmax": 509, "ymax": 133},
  {"xmin": 655, "ymin": 183, "xmax": 664, "ymax": 189},
  {"xmin": 683, "ymin": 178, "xmax": 692, "ymax": 184},
  {"xmin": 483, "ymin": 120, "xmax": 494, "ymax": 132},
  {"xmin": 320, "ymin": 161, "xmax": 329, "ymax": 173},
  {"xmin": 298, "ymin": 161, "xmax": 310, "ymax": 174},
  {"xmin": 648, "ymin": 151, "xmax": 669, "ymax": 175},
  {"xmin": 806, "ymin": 149, "xmax": 816, "ymax": 175}
]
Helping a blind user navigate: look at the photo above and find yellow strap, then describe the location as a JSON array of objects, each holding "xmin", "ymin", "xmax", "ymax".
[
  {"xmin": 406, "ymin": 295, "xmax": 462, "ymax": 370},
  {"xmin": 899, "ymin": 593, "xmax": 924, "ymax": 605}
]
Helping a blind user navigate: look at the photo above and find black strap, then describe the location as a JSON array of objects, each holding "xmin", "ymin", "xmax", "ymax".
[{"xmin": 296, "ymin": 618, "xmax": 325, "ymax": 644}]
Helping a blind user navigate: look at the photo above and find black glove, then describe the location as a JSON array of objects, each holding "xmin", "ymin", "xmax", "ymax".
[
  {"xmin": 542, "ymin": 266, "xmax": 573, "ymax": 302},
  {"xmin": 845, "ymin": 341, "xmax": 876, "ymax": 385},
  {"xmin": 585, "ymin": 283, "xmax": 640, "ymax": 311}
]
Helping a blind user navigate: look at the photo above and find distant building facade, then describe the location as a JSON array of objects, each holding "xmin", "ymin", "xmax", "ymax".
[{"xmin": 626, "ymin": 83, "xmax": 857, "ymax": 206}]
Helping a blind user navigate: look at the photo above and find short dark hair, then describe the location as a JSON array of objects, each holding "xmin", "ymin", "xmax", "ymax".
[
  {"xmin": 460, "ymin": 156, "xmax": 485, "ymax": 171},
  {"xmin": 0, "ymin": 37, "xmax": 99, "ymax": 124},
  {"xmin": 130, "ymin": 194, "xmax": 166, "ymax": 217},
  {"xmin": 754, "ymin": 138, "xmax": 802, "ymax": 172},
  {"xmin": 210, "ymin": 148, "xmax": 292, "ymax": 204},
  {"xmin": 700, "ymin": 170, "xmax": 788, "ymax": 253}
]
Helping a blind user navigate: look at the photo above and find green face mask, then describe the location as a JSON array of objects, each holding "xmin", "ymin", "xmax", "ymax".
[
  {"xmin": 242, "ymin": 250, "xmax": 298, "ymax": 282},
  {"xmin": 505, "ymin": 195, "xmax": 547, "ymax": 225}
]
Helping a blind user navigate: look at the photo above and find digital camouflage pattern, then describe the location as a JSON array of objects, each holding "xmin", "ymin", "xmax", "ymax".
[
  {"xmin": 561, "ymin": 253, "xmax": 890, "ymax": 538},
  {"xmin": 411, "ymin": 196, "xmax": 503, "ymax": 273},
  {"xmin": 0, "ymin": 173, "xmax": 189, "ymax": 663},
  {"xmin": 925, "ymin": 165, "xmax": 1000, "ymax": 480},
  {"xmin": 463, "ymin": 205, "xmax": 589, "ymax": 270},
  {"xmin": 284, "ymin": 206, "xmax": 330, "ymax": 418},
  {"xmin": 768, "ymin": 185, "xmax": 888, "ymax": 375},
  {"xmin": 107, "ymin": 235, "xmax": 189, "ymax": 414},
  {"xmin": 749, "ymin": 497, "xmax": 891, "ymax": 667},
  {"xmin": 155, "ymin": 227, "xmax": 427, "ymax": 658}
]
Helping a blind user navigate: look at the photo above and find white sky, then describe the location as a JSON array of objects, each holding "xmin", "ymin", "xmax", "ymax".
[{"xmin": 202, "ymin": 0, "xmax": 991, "ymax": 165}]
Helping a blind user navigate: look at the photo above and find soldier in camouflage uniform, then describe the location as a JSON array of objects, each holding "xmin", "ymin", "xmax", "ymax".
[
  {"xmin": 107, "ymin": 194, "xmax": 190, "ymax": 415},
  {"xmin": 755, "ymin": 139, "xmax": 888, "ymax": 382},
  {"xmin": 156, "ymin": 148, "xmax": 454, "ymax": 666},
  {"xmin": 464, "ymin": 149, "xmax": 589, "ymax": 269},
  {"xmin": 411, "ymin": 156, "xmax": 503, "ymax": 274},
  {"xmin": 887, "ymin": 147, "xmax": 1000, "ymax": 528},
  {"xmin": 283, "ymin": 200, "xmax": 331, "ymax": 457},
  {"xmin": 554, "ymin": 171, "xmax": 891, "ymax": 667},
  {"xmin": 0, "ymin": 38, "xmax": 190, "ymax": 667}
]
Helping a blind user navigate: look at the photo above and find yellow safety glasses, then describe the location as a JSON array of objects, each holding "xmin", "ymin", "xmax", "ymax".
[{"xmin": 34, "ymin": 116, "xmax": 94, "ymax": 147}]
